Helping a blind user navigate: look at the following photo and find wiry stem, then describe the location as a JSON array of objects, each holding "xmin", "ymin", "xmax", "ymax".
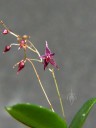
[
  {"xmin": 27, "ymin": 45, "xmax": 37, "ymax": 53},
  {"xmin": 28, "ymin": 58, "xmax": 42, "ymax": 62},
  {"xmin": 10, "ymin": 43, "xmax": 19, "ymax": 47},
  {"xmin": 27, "ymin": 40, "xmax": 42, "ymax": 61},
  {"xmin": 0, "ymin": 20, "xmax": 18, "ymax": 37},
  {"xmin": 49, "ymin": 68, "xmax": 65, "ymax": 118},
  {"xmin": 9, "ymin": 31, "xmax": 18, "ymax": 37},
  {"xmin": 0, "ymin": 20, "xmax": 9, "ymax": 30},
  {"xmin": 27, "ymin": 58, "xmax": 54, "ymax": 112}
]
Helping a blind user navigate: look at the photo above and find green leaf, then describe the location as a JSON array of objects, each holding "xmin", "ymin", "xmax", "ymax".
[
  {"xmin": 69, "ymin": 98, "xmax": 96, "ymax": 128},
  {"xmin": 5, "ymin": 103, "xmax": 67, "ymax": 128}
]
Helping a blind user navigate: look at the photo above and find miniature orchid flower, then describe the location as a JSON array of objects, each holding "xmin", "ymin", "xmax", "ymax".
[
  {"xmin": 40, "ymin": 41, "xmax": 58, "ymax": 70},
  {"xmin": 3, "ymin": 45, "xmax": 11, "ymax": 53},
  {"xmin": 17, "ymin": 60, "xmax": 25, "ymax": 74}
]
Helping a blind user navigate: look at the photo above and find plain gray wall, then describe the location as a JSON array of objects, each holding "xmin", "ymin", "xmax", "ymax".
[{"xmin": 0, "ymin": 0, "xmax": 96, "ymax": 127}]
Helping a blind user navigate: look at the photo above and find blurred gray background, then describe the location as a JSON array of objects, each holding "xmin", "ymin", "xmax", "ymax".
[{"xmin": 0, "ymin": 0, "xmax": 96, "ymax": 127}]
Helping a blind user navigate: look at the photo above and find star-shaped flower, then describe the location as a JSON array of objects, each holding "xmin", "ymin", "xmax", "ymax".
[{"xmin": 40, "ymin": 41, "xmax": 58, "ymax": 70}]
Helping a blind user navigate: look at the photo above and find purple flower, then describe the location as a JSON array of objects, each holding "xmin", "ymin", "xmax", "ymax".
[{"xmin": 40, "ymin": 41, "xmax": 58, "ymax": 70}]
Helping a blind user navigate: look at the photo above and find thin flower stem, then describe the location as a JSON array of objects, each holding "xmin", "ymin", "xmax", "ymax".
[
  {"xmin": 0, "ymin": 20, "xmax": 9, "ymax": 30},
  {"xmin": 28, "ymin": 40, "xmax": 42, "ymax": 61},
  {"xmin": 28, "ymin": 40, "xmax": 37, "ymax": 51},
  {"xmin": 0, "ymin": 20, "xmax": 18, "ymax": 37},
  {"xmin": 9, "ymin": 31, "xmax": 18, "ymax": 37},
  {"xmin": 24, "ymin": 49, "xmax": 27, "ymax": 60},
  {"xmin": 10, "ymin": 43, "xmax": 19, "ymax": 47},
  {"xmin": 27, "ymin": 45, "xmax": 37, "ymax": 53},
  {"xmin": 49, "ymin": 68, "xmax": 65, "ymax": 118},
  {"xmin": 29, "ymin": 58, "xmax": 42, "ymax": 62},
  {"xmin": 27, "ymin": 58, "xmax": 54, "ymax": 112}
]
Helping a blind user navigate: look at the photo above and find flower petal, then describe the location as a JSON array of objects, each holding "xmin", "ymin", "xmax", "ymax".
[
  {"xmin": 44, "ymin": 59, "xmax": 49, "ymax": 70},
  {"xmin": 40, "ymin": 55, "xmax": 46, "ymax": 59},
  {"xmin": 50, "ymin": 53, "xmax": 55, "ymax": 58},
  {"xmin": 49, "ymin": 59, "xmax": 58, "ymax": 69},
  {"xmin": 45, "ymin": 41, "xmax": 51, "ymax": 54}
]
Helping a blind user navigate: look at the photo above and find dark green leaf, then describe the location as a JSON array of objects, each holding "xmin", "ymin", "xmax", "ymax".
[
  {"xmin": 5, "ymin": 103, "xmax": 67, "ymax": 128},
  {"xmin": 69, "ymin": 98, "xmax": 96, "ymax": 128}
]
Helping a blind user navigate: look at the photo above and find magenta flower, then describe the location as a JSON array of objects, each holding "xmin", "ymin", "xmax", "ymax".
[{"xmin": 40, "ymin": 41, "xmax": 58, "ymax": 70}]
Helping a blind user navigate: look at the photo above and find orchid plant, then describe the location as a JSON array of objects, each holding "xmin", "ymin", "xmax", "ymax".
[{"xmin": 0, "ymin": 20, "xmax": 96, "ymax": 128}]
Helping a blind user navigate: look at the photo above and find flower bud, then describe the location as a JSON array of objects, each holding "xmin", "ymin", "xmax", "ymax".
[
  {"xmin": 3, "ymin": 29, "xmax": 8, "ymax": 35},
  {"xmin": 17, "ymin": 60, "xmax": 25, "ymax": 74},
  {"xmin": 20, "ymin": 40, "xmax": 25, "ymax": 47},
  {"xmin": 3, "ymin": 45, "xmax": 11, "ymax": 53},
  {"xmin": 23, "ymin": 35, "xmax": 29, "ymax": 40}
]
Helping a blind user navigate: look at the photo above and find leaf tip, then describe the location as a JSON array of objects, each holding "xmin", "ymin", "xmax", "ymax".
[{"xmin": 5, "ymin": 106, "xmax": 12, "ymax": 112}]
